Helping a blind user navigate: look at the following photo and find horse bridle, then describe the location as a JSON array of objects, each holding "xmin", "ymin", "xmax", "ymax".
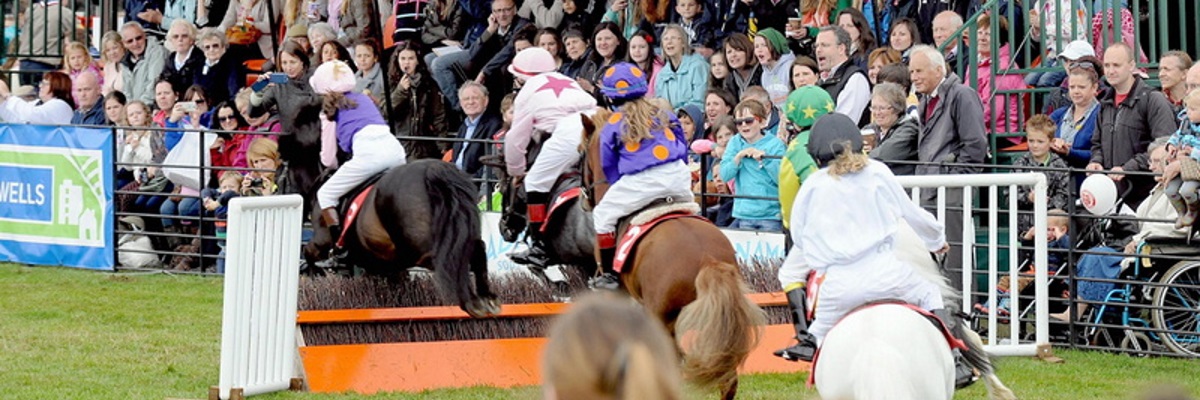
[{"xmin": 578, "ymin": 139, "xmax": 607, "ymax": 212}]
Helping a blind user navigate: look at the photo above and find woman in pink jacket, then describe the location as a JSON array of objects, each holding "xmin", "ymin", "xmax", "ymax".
[{"xmin": 975, "ymin": 14, "xmax": 1025, "ymax": 145}]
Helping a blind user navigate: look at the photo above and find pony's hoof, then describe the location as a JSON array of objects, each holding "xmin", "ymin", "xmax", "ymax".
[{"xmin": 464, "ymin": 297, "xmax": 502, "ymax": 318}]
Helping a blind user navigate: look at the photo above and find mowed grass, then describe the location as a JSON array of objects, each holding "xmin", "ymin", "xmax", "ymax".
[{"xmin": 2, "ymin": 263, "xmax": 1199, "ymax": 400}]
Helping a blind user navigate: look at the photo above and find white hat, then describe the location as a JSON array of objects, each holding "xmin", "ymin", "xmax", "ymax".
[{"xmin": 1058, "ymin": 40, "xmax": 1094, "ymax": 61}]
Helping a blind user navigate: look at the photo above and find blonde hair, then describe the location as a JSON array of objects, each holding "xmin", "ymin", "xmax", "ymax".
[
  {"xmin": 100, "ymin": 32, "xmax": 124, "ymax": 63},
  {"xmin": 1048, "ymin": 209, "xmax": 1070, "ymax": 230},
  {"xmin": 543, "ymin": 292, "xmax": 683, "ymax": 400},
  {"xmin": 247, "ymin": 138, "xmax": 281, "ymax": 163},
  {"xmin": 1024, "ymin": 114, "xmax": 1056, "ymax": 141},
  {"xmin": 827, "ymin": 146, "xmax": 869, "ymax": 177},
  {"xmin": 219, "ymin": 171, "xmax": 245, "ymax": 187},
  {"xmin": 62, "ymin": 41, "xmax": 95, "ymax": 72},
  {"xmin": 619, "ymin": 98, "xmax": 671, "ymax": 146}
]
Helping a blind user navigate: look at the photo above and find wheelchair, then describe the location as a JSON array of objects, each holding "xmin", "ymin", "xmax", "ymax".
[{"xmin": 1085, "ymin": 236, "xmax": 1200, "ymax": 357}]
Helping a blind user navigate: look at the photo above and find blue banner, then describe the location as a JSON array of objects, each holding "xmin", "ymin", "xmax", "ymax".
[{"xmin": 0, "ymin": 124, "xmax": 114, "ymax": 270}]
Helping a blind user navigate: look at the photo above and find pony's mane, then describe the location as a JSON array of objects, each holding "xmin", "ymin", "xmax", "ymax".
[{"xmin": 582, "ymin": 107, "xmax": 613, "ymax": 152}]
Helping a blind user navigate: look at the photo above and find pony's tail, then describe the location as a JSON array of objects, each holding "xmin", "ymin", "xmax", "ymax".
[
  {"xmin": 850, "ymin": 337, "xmax": 911, "ymax": 400},
  {"xmin": 960, "ymin": 327, "xmax": 1018, "ymax": 400},
  {"xmin": 423, "ymin": 161, "xmax": 482, "ymax": 308},
  {"xmin": 674, "ymin": 259, "xmax": 766, "ymax": 390}
]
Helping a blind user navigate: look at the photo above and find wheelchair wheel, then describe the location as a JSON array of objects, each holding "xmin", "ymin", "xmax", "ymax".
[
  {"xmin": 1119, "ymin": 331, "xmax": 1152, "ymax": 357},
  {"xmin": 1150, "ymin": 260, "xmax": 1200, "ymax": 357}
]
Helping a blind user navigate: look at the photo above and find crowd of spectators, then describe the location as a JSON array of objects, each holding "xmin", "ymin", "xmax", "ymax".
[{"xmin": 0, "ymin": 0, "xmax": 1196, "ymax": 275}]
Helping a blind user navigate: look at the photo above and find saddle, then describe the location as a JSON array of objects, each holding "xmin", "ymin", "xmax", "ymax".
[{"xmin": 612, "ymin": 196, "xmax": 703, "ymax": 273}]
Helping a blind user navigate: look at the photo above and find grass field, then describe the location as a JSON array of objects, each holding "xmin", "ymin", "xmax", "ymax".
[{"xmin": 2, "ymin": 264, "xmax": 1198, "ymax": 400}]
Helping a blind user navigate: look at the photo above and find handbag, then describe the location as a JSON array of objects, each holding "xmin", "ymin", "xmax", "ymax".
[
  {"xmin": 137, "ymin": 175, "xmax": 170, "ymax": 193},
  {"xmin": 1182, "ymin": 157, "xmax": 1200, "ymax": 181},
  {"xmin": 162, "ymin": 131, "xmax": 217, "ymax": 190}
]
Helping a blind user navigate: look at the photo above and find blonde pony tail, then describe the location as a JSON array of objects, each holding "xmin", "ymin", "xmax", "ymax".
[{"xmin": 826, "ymin": 143, "xmax": 869, "ymax": 178}]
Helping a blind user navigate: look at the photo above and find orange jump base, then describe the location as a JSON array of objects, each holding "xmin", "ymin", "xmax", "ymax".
[{"xmin": 297, "ymin": 292, "xmax": 810, "ymax": 394}]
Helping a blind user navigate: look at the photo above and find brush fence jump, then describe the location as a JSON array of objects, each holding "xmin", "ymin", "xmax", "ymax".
[
  {"xmin": 898, "ymin": 173, "xmax": 1051, "ymax": 358},
  {"xmin": 216, "ymin": 195, "xmax": 304, "ymax": 399}
]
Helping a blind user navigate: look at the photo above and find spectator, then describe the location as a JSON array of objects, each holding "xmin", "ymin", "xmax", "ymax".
[
  {"xmin": 557, "ymin": 0, "xmax": 595, "ymax": 34},
  {"xmin": 0, "ymin": 71, "xmax": 75, "ymax": 124},
  {"xmin": 204, "ymin": 171, "xmax": 242, "ymax": 273},
  {"xmin": 218, "ymin": 0, "xmax": 278, "ymax": 62},
  {"xmin": 910, "ymin": 44, "xmax": 988, "ymax": 290},
  {"xmin": 867, "ymin": 82, "xmax": 919, "ymax": 175},
  {"xmin": 193, "ymin": 27, "xmax": 241, "ymax": 106},
  {"xmin": 974, "ymin": 13, "xmax": 1024, "ymax": 143},
  {"xmin": 450, "ymin": 81, "xmax": 502, "ymax": 176},
  {"xmin": 708, "ymin": 51, "xmax": 729, "ymax": 90},
  {"xmin": 866, "ymin": 47, "xmax": 901, "ymax": 85},
  {"xmin": 123, "ymin": 100, "xmax": 171, "ymax": 215},
  {"xmin": 574, "ymin": 22, "xmax": 626, "ymax": 106},
  {"xmin": 816, "ymin": 26, "xmax": 870, "ymax": 126},
  {"xmin": 71, "ymin": 71, "xmax": 107, "ymax": 125},
  {"xmin": 331, "ymin": 0, "xmax": 381, "ymax": 49},
  {"xmin": 789, "ymin": 56, "xmax": 819, "ymax": 91},
  {"xmin": 16, "ymin": 0, "xmax": 82, "ymax": 86},
  {"xmin": 721, "ymin": 33, "xmax": 760, "ymax": 101},
  {"xmin": 931, "ymin": 11, "xmax": 967, "ymax": 75},
  {"xmin": 63, "ymin": 41, "xmax": 105, "ymax": 93},
  {"xmin": 706, "ymin": 0, "xmax": 749, "ymax": 46},
  {"xmin": 318, "ymin": 40, "xmax": 355, "ymax": 70},
  {"xmin": 704, "ymin": 88, "xmax": 736, "ymax": 131},
  {"xmin": 208, "ymin": 101, "xmax": 253, "ymax": 171},
  {"xmin": 236, "ymin": 88, "xmax": 282, "ymax": 134},
  {"xmin": 390, "ymin": 42, "xmax": 449, "ymax": 161},
  {"xmin": 307, "ymin": 22, "xmax": 337, "ymax": 60},
  {"xmin": 177, "ymin": 85, "xmax": 215, "ymax": 128},
  {"xmin": 105, "ymin": 91, "xmax": 129, "ymax": 126},
  {"xmin": 602, "ymin": 0, "xmax": 669, "ymax": 39},
  {"xmin": 699, "ymin": 114, "xmax": 736, "ymax": 226},
  {"xmin": 1013, "ymin": 115, "xmax": 1072, "ymax": 233},
  {"xmin": 431, "ymin": 0, "xmax": 529, "ymax": 111},
  {"xmin": 626, "ymin": 30, "xmax": 662, "ymax": 98},
  {"xmin": 160, "ymin": 19, "xmax": 205, "ymax": 94},
  {"xmin": 1049, "ymin": 64, "xmax": 1101, "ymax": 175},
  {"xmin": 836, "ymin": 8, "xmax": 876, "ymax": 70},
  {"xmin": 152, "ymin": 79, "xmax": 179, "ymax": 127},
  {"xmin": 421, "ymin": 0, "xmax": 468, "ymax": 53},
  {"xmin": 742, "ymin": 86, "xmax": 782, "ymax": 140},
  {"xmin": 1187, "ymin": 63, "xmax": 1200, "ymax": 94},
  {"xmin": 1164, "ymin": 90, "xmax": 1200, "ymax": 228},
  {"xmin": 1126, "ymin": 138, "xmax": 1192, "ymax": 249},
  {"xmin": 352, "ymin": 38, "xmax": 385, "ymax": 106},
  {"xmin": 876, "ymin": 62, "xmax": 917, "ymax": 118},
  {"xmin": 243, "ymin": 137, "xmax": 283, "ymax": 196},
  {"xmin": 120, "ymin": 22, "xmax": 169, "ymax": 104},
  {"xmin": 670, "ymin": 0, "xmax": 714, "ymax": 56},
  {"xmin": 518, "ymin": 0, "xmax": 564, "ymax": 29},
  {"xmin": 248, "ymin": 41, "xmax": 324, "ymax": 198},
  {"xmin": 720, "ymin": 99, "xmax": 786, "ymax": 232},
  {"xmin": 889, "ymin": 17, "xmax": 920, "ymax": 62},
  {"xmin": 753, "ymin": 28, "xmax": 795, "ymax": 110},
  {"xmin": 1157, "ymin": 51, "xmax": 1192, "ymax": 113},
  {"xmin": 558, "ymin": 28, "xmax": 591, "ymax": 78},
  {"xmin": 542, "ymin": 292, "xmax": 684, "ymax": 400},
  {"xmin": 1040, "ymin": 40, "xmax": 1097, "ymax": 114},
  {"xmin": 656, "ymin": 25, "xmax": 708, "ymax": 110},
  {"xmin": 1087, "ymin": 42, "xmax": 1176, "ymax": 208},
  {"xmin": 101, "ymin": 32, "xmax": 129, "ymax": 96},
  {"xmin": 537, "ymin": 28, "xmax": 567, "ymax": 70},
  {"xmin": 1026, "ymin": 0, "xmax": 1089, "ymax": 88}
]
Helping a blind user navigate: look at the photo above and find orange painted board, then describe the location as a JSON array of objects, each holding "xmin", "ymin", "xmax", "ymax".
[
  {"xmin": 300, "ymin": 324, "xmax": 809, "ymax": 394},
  {"xmin": 298, "ymin": 292, "xmax": 787, "ymax": 325}
]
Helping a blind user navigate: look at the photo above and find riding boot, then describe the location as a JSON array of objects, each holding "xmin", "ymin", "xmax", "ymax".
[
  {"xmin": 934, "ymin": 308, "xmax": 979, "ymax": 389},
  {"xmin": 774, "ymin": 286, "xmax": 818, "ymax": 362},
  {"xmin": 589, "ymin": 233, "xmax": 620, "ymax": 290},
  {"xmin": 510, "ymin": 192, "xmax": 555, "ymax": 267},
  {"xmin": 317, "ymin": 207, "xmax": 348, "ymax": 269}
]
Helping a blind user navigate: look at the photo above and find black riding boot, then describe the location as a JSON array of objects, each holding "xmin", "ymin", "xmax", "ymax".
[
  {"xmin": 509, "ymin": 192, "xmax": 555, "ymax": 267},
  {"xmin": 934, "ymin": 308, "xmax": 979, "ymax": 389},
  {"xmin": 774, "ymin": 287, "xmax": 818, "ymax": 362},
  {"xmin": 316, "ymin": 207, "xmax": 348, "ymax": 269},
  {"xmin": 589, "ymin": 233, "xmax": 620, "ymax": 290}
]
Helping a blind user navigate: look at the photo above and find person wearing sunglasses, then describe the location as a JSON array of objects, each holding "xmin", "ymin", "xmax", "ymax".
[
  {"xmin": 719, "ymin": 98, "xmax": 786, "ymax": 234},
  {"xmin": 119, "ymin": 22, "xmax": 168, "ymax": 105}
]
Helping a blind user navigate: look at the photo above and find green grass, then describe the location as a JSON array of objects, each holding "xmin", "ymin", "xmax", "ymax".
[{"xmin": 2, "ymin": 264, "xmax": 1198, "ymax": 400}]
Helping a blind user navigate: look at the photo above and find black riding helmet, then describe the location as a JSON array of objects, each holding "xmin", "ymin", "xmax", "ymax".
[{"xmin": 806, "ymin": 113, "xmax": 863, "ymax": 165}]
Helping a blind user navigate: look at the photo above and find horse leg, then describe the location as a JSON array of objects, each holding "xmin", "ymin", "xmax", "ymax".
[{"xmin": 470, "ymin": 238, "xmax": 501, "ymax": 316}]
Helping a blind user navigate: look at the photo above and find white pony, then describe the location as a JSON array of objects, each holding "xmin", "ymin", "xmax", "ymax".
[{"xmin": 813, "ymin": 221, "xmax": 1017, "ymax": 400}]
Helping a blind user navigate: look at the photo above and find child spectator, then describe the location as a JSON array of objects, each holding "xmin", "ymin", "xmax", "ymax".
[
  {"xmin": 242, "ymin": 138, "xmax": 283, "ymax": 196},
  {"xmin": 708, "ymin": 51, "xmax": 729, "ymax": 90},
  {"xmin": 720, "ymin": 99, "xmax": 786, "ymax": 232},
  {"xmin": 203, "ymin": 171, "xmax": 243, "ymax": 273},
  {"xmin": 741, "ymin": 86, "xmax": 782, "ymax": 140},
  {"xmin": 1164, "ymin": 89, "xmax": 1200, "ymax": 229},
  {"xmin": 669, "ymin": 0, "xmax": 713, "ymax": 56},
  {"xmin": 975, "ymin": 211, "xmax": 1072, "ymax": 316},
  {"xmin": 352, "ymin": 38, "xmax": 385, "ymax": 107},
  {"xmin": 62, "ymin": 41, "xmax": 104, "ymax": 97},
  {"xmin": 626, "ymin": 30, "xmax": 663, "ymax": 98},
  {"xmin": 1013, "ymin": 115, "xmax": 1072, "ymax": 233}
]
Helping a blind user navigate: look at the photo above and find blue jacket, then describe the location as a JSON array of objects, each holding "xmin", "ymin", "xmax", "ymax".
[
  {"xmin": 654, "ymin": 53, "xmax": 710, "ymax": 110},
  {"xmin": 1049, "ymin": 103, "xmax": 1098, "ymax": 168},
  {"xmin": 719, "ymin": 133, "xmax": 786, "ymax": 221}
]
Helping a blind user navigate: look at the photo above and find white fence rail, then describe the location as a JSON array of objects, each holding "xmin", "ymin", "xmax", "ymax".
[
  {"xmin": 898, "ymin": 173, "xmax": 1050, "ymax": 357},
  {"xmin": 217, "ymin": 195, "xmax": 304, "ymax": 399}
]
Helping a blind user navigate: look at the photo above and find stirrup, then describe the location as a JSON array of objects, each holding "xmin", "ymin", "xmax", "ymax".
[
  {"xmin": 315, "ymin": 248, "xmax": 349, "ymax": 270},
  {"xmin": 953, "ymin": 352, "xmax": 979, "ymax": 389},
  {"xmin": 773, "ymin": 335, "xmax": 817, "ymax": 362}
]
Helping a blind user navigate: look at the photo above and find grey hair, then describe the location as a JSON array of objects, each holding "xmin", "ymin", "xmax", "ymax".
[
  {"xmin": 819, "ymin": 25, "xmax": 852, "ymax": 57},
  {"xmin": 661, "ymin": 25, "xmax": 693, "ymax": 56},
  {"xmin": 910, "ymin": 45, "xmax": 946, "ymax": 74},
  {"xmin": 197, "ymin": 27, "xmax": 227, "ymax": 48},
  {"xmin": 936, "ymin": 10, "xmax": 964, "ymax": 28},
  {"xmin": 120, "ymin": 21, "xmax": 145, "ymax": 34},
  {"xmin": 871, "ymin": 82, "xmax": 907, "ymax": 117},
  {"xmin": 308, "ymin": 22, "xmax": 337, "ymax": 41},
  {"xmin": 458, "ymin": 81, "xmax": 489, "ymax": 98},
  {"xmin": 1149, "ymin": 136, "xmax": 1170, "ymax": 153}
]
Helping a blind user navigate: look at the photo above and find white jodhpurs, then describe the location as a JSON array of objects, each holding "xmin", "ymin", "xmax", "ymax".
[
  {"xmin": 316, "ymin": 125, "xmax": 407, "ymax": 209},
  {"xmin": 807, "ymin": 245, "xmax": 945, "ymax": 344},
  {"xmin": 525, "ymin": 111, "xmax": 591, "ymax": 193},
  {"xmin": 777, "ymin": 247, "xmax": 812, "ymax": 291},
  {"xmin": 592, "ymin": 160, "xmax": 693, "ymax": 234}
]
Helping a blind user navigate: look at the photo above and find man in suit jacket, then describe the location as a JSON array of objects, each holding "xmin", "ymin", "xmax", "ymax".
[{"xmin": 451, "ymin": 82, "xmax": 503, "ymax": 177}]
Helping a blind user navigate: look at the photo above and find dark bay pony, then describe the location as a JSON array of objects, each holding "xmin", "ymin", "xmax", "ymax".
[
  {"xmin": 579, "ymin": 112, "xmax": 765, "ymax": 399},
  {"xmin": 303, "ymin": 159, "xmax": 501, "ymax": 318}
]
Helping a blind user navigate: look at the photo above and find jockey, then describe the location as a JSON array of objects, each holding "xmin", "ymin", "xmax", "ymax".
[
  {"xmin": 590, "ymin": 62, "xmax": 693, "ymax": 290},
  {"xmin": 311, "ymin": 60, "xmax": 407, "ymax": 259},
  {"xmin": 504, "ymin": 47, "xmax": 598, "ymax": 267},
  {"xmin": 777, "ymin": 86, "xmax": 835, "ymax": 231}
]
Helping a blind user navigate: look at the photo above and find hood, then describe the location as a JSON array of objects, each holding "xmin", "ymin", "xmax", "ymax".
[{"xmin": 678, "ymin": 104, "xmax": 705, "ymax": 141}]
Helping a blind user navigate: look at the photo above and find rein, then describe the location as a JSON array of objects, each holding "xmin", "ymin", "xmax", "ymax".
[{"xmin": 579, "ymin": 137, "xmax": 608, "ymax": 212}]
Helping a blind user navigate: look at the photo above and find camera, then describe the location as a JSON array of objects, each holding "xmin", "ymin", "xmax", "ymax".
[{"xmin": 250, "ymin": 178, "xmax": 264, "ymax": 188}]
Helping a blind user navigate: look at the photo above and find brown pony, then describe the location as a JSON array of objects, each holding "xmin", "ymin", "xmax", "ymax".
[{"xmin": 578, "ymin": 112, "xmax": 765, "ymax": 399}]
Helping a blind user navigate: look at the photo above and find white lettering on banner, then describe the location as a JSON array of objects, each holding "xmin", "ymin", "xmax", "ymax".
[{"xmin": 0, "ymin": 181, "xmax": 47, "ymax": 205}]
